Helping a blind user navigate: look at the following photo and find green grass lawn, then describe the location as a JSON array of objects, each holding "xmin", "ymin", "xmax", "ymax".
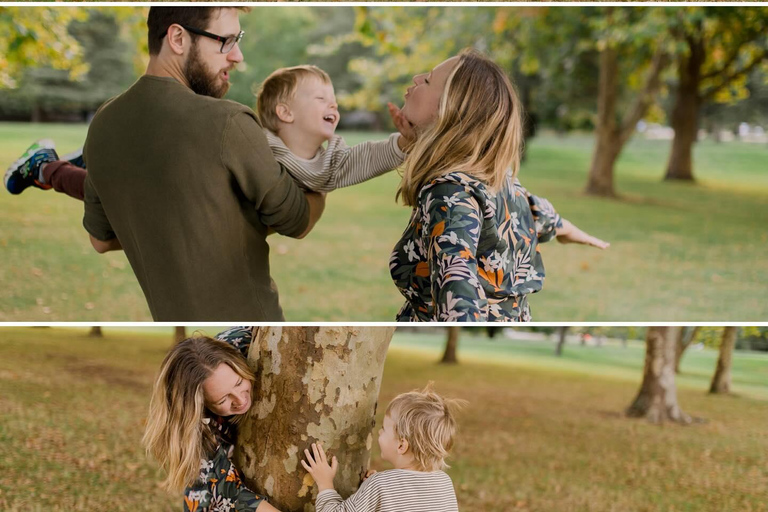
[
  {"xmin": 0, "ymin": 327, "xmax": 765, "ymax": 511},
  {"xmin": 1, "ymin": 122, "xmax": 767, "ymax": 321}
]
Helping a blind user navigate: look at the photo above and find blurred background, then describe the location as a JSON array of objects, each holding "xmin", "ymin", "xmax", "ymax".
[
  {"xmin": 0, "ymin": 325, "xmax": 765, "ymax": 511},
  {"xmin": 1, "ymin": 6, "xmax": 767, "ymax": 321}
]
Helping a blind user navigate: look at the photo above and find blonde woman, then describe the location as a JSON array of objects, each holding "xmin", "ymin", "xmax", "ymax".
[
  {"xmin": 143, "ymin": 327, "xmax": 281, "ymax": 512},
  {"xmin": 389, "ymin": 49, "xmax": 608, "ymax": 322}
]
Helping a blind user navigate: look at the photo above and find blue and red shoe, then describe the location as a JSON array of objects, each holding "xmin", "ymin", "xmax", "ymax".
[{"xmin": 4, "ymin": 139, "xmax": 59, "ymax": 195}]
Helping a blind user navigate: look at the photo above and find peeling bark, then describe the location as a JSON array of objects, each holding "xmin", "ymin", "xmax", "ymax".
[
  {"xmin": 710, "ymin": 326, "xmax": 737, "ymax": 394},
  {"xmin": 626, "ymin": 326, "xmax": 691, "ymax": 424},
  {"xmin": 440, "ymin": 328, "xmax": 459, "ymax": 364},
  {"xmin": 235, "ymin": 327, "xmax": 395, "ymax": 512}
]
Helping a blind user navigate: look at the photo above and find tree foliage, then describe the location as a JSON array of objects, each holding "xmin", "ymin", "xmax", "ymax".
[{"xmin": 0, "ymin": 7, "xmax": 89, "ymax": 88}]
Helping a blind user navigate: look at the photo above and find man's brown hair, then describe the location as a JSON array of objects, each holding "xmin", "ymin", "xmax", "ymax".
[{"xmin": 147, "ymin": 7, "xmax": 250, "ymax": 56}]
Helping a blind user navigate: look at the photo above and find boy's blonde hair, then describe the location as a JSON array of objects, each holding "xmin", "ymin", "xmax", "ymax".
[
  {"xmin": 256, "ymin": 65, "xmax": 332, "ymax": 133},
  {"xmin": 385, "ymin": 383, "xmax": 467, "ymax": 471}
]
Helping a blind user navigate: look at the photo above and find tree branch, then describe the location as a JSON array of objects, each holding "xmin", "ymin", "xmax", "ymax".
[
  {"xmin": 618, "ymin": 48, "xmax": 669, "ymax": 146},
  {"xmin": 702, "ymin": 50, "xmax": 768, "ymax": 102},
  {"xmin": 700, "ymin": 40, "xmax": 748, "ymax": 81}
]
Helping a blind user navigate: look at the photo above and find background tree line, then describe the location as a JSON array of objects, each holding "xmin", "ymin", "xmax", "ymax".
[{"xmin": 2, "ymin": 6, "xmax": 766, "ymax": 197}]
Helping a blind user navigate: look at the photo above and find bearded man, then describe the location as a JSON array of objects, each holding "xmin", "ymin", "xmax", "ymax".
[{"xmin": 82, "ymin": 7, "xmax": 325, "ymax": 321}]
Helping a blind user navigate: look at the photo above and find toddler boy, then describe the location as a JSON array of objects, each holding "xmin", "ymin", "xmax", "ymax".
[
  {"xmin": 302, "ymin": 385, "xmax": 464, "ymax": 512},
  {"xmin": 5, "ymin": 65, "xmax": 408, "ymax": 196}
]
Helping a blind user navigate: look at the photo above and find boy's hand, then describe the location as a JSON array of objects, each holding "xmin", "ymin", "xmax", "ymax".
[
  {"xmin": 556, "ymin": 219, "xmax": 610, "ymax": 250},
  {"xmin": 388, "ymin": 102, "xmax": 415, "ymax": 150},
  {"xmin": 301, "ymin": 442, "xmax": 338, "ymax": 492},
  {"xmin": 363, "ymin": 469, "xmax": 377, "ymax": 481}
]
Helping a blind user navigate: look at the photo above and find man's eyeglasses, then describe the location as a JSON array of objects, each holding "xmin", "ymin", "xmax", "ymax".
[{"xmin": 175, "ymin": 25, "xmax": 244, "ymax": 54}]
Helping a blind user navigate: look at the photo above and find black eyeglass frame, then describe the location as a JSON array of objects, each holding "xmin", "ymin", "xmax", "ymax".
[{"xmin": 172, "ymin": 25, "xmax": 244, "ymax": 54}]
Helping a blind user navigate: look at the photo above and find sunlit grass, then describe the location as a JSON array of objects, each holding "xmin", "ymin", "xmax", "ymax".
[
  {"xmin": 1, "ymin": 123, "xmax": 767, "ymax": 321},
  {"xmin": 0, "ymin": 327, "xmax": 765, "ymax": 511}
]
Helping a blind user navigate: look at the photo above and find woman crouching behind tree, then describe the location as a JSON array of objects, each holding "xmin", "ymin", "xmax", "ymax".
[{"xmin": 143, "ymin": 327, "xmax": 281, "ymax": 512}]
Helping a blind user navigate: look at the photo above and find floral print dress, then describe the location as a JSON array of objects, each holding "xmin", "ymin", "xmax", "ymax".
[
  {"xmin": 390, "ymin": 172, "xmax": 562, "ymax": 322},
  {"xmin": 183, "ymin": 327, "xmax": 265, "ymax": 512}
]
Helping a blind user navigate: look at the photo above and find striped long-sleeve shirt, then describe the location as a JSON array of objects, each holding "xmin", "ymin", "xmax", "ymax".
[
  {"xmin": 266, "ymin": 130, "xmax": 405, "ymax": 193},
  {"xmin": 315, "ymin": 469, "xmax": 459, "ymax": 512}
]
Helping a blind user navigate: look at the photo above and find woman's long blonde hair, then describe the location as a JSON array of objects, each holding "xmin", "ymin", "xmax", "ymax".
[
  {"xmin": 397, "ymin": 49, "xmax": 524, "ymax": 207},
  {"xmin": 142, "ymin": 336, "xmax": 255, "ymax": 492}
]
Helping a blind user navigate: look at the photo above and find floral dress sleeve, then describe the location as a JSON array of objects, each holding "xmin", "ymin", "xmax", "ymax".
[
  {"xmin": 518, "ymin": 180, "xmax": 563, "ymax": 243},
  {"xmin": 421, "ymin": 179, "xmax": 488, "ymax": 322},
  {"xmin": 215, "ymin": 326, "xmax": 254, "ymax": 359}
]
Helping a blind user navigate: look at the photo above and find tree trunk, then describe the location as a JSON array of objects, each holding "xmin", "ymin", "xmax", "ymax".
[
  {"xmin": 555, "ymin": 326, "xmax": 568, "ymax": 357},
  {"xmin": 585, "ymin": 46, "xmax": 621, "ymax": 197},
  {"xmin": 235, "ymin": 327, "xmax": 395, "ymax": 512},
  {"xmin": 174, "ymin": 326, "xmax": 186, "ymax": 344},
  {"xmin": 664, "ymin": 36, "xmax": 704, "ymax": 181},
  {"xmin": 626, "ymin": 326, "xmax": 691, "ymax": 424},
  {"xmin": 441, "ymin": 327, "xmax": 459, "ymax": 364},
  {"xmin": 89, "ymin": 326, "xmax": 103, "ymax": 337},
  {"xmin": 709, "ymin": 326, "xmax": 737, "ymax": 394},
  {"xmin": 674, "ymin": 326, "xmax": 700, "ymax": 374}
]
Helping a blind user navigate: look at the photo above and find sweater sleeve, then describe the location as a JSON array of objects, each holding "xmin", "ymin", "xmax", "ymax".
[
  {"xmin": 272, "ymin": 133, "xmax": 404, "ymax": 193},
  {"xmin": 222, "ymin": 112, "xmax": 309, "ymax": 238},
  {"xmin": 315, "ymin": 475, "xmax": 382, "ymax": 512}
]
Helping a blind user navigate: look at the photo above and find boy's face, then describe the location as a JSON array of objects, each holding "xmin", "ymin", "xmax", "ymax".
[
  {"xmin": 378, "ymin": 414, "xmax": 401, "ymax": 464},
  {"xmin": 287, "ymin": 76, "xmax": 339, "ymax": 143}
]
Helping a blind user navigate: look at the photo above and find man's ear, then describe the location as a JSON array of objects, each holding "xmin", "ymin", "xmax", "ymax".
[
  {"xmin": 276, "ymin": 103, "xmax": 294, "ymax": 123},
  {"xmin": 166, "ymin": 24, "xmax": 187, "ymax": 56},
  {"xmin": 397, "ymin": 437, "xmax": 409, "ymax": 456}
]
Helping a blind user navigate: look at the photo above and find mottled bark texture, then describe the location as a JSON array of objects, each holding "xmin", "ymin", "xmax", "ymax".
[
  {"xmin": 626, "ymin": 326, "xmax": 691, "ymax": 424},
  {"xmin": 235, "ymin": 327, "xmax": 395, "ymax": 512},
  {"xmin": 709, "ymin": 326, "xmax": 737, "ymax": 394},
  {"xmin": 441, "ymin": 327, "xmax": 459, "ymax": 364}
]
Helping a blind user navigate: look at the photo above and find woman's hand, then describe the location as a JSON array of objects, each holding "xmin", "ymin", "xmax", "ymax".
[
  {"xmin": 301, "ymin": 442, "xmax": 338, "ymax": 492},
  {"xmin": 556, "ymin": 219, "xmax": 610, "ymax": 250},
  {"xmin": 388, "ymin": 102, "xmax": 416, "ymax": 151}
]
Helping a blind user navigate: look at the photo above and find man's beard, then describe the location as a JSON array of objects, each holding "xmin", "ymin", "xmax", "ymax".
[{"xmin": 184, "ymin": 41, "xmax": 230, "ymax": 99}]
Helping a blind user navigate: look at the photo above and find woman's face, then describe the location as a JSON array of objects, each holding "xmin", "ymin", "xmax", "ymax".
[
  {"xmin": 400, "ymin": 56, "xmax": 460, "ymax": 129},
  {"xmin": 202, "ymin": 363, "xmax": 252, "ymax": 417}
]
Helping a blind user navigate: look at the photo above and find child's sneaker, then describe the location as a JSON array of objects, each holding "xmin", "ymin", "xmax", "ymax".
[
  {"xmin": 61, "ymin": 147, "xmax": 85, "ymax": 169},
  {"xmin": 4, "ymin": 139, "xmax": 59, "ymax": 195}
]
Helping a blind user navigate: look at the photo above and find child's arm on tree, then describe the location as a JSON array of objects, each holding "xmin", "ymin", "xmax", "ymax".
[{"xmin": 301, "ymin": 443, "xmax": 338, "ymax": 492}]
